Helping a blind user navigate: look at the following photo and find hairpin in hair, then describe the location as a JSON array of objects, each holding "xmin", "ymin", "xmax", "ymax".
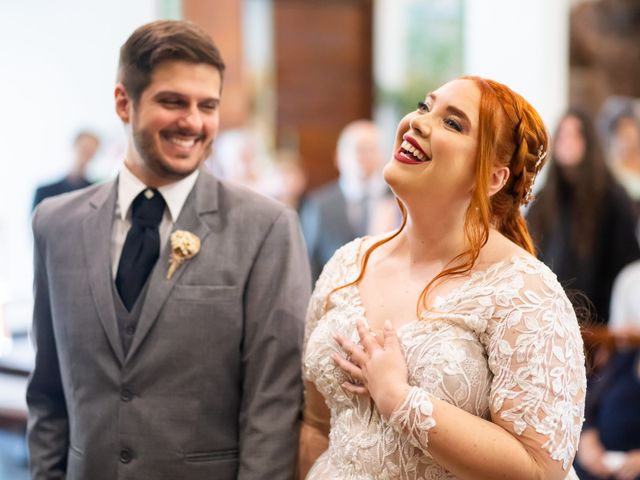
[
  {"xmin": 535, "ymin": 145, "xmax": 548, "ymax": 168},
  {"xmin": 523, "ymin": 145, "xmax": 547, "ymax": 205}
]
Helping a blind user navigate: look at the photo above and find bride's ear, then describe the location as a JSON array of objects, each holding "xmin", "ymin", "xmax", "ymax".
[{"xmin": 488, "ymin": 166, "xmax": 510, "ymax": 197}]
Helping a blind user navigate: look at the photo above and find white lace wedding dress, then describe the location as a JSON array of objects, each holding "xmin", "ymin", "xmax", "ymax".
[{"xmin": 303, "ymin": 238, "xmax": 586, "ymax": 479}]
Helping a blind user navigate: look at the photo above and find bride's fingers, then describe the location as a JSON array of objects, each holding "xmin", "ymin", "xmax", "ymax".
[
  {"xmin": 331, "ymin": 352, "xmax": 364, "ymax": 381},
  {"xmin": 341, "ymin": 381, "xmax": 369, "ymax": 396},
  {"xmin": 333, "ymin": 334, "xmax": 366, "ymax": 364},
  {"xmin": 355, "ymin": 319, "xmax": 379, "ymax": 353}
]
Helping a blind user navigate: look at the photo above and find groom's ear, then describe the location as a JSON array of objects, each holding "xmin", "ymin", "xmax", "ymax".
[{"xmin": 115, "ymin": 84, "xmax": 132, "ymax": 124}]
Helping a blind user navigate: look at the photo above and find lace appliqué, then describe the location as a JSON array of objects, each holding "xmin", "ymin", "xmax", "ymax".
[
  {"xmin": 388, "ymin": 386, "xmax": 436, "ymax": 453},
  {"xmin": 484, "ymin": 262, "xmax": 586, "ymax": 470}
]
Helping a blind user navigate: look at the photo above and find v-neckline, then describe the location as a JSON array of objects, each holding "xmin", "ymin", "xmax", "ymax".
[{"xmin": 348, "ymin": 236, "xmax": 533, "ymax": 334}]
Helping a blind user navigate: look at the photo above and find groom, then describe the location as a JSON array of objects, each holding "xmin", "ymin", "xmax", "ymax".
[{"xmin": 27, "ymin": 20, "xmax": 311, "ymax": 480}]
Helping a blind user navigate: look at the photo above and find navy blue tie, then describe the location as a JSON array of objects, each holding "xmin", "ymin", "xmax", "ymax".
[{"xmin": 116, "ymin": 189, "xmax": 166, "ymax": 311}]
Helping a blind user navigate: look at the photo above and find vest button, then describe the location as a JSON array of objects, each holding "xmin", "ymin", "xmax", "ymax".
[
  {"xmin": 119, "ymin": 448, "xmax": 133, "ymax": 464},
  {"xmin": 120, "ymin": 389, "xmax": 133, "ymax": 402}
]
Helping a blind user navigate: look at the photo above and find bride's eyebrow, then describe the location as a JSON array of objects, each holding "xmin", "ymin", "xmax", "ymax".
[{"xmin": 427, "ymin": 93, "xmax": 472, "ymax": 130}]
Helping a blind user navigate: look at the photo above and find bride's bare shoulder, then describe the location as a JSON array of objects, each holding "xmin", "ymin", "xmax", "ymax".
[
  {"xmin": 360, "ymin": 232, "xmax": 397, "ymax": 250},
  {"xmin": 478, "ymin": 230, "xmax": 535, "ymax": 265}
]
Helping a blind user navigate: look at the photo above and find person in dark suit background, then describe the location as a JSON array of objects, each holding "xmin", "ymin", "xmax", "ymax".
[
  {"xmin": 300, "ymin": 120, "xmax": 389, "ymax": 281},
  {"xmin": 27, "ymin": 20, "xmax": 310, "ymax": 480},
  {"xmin": 32, "ymin": 130, "xmax": 99, "ymax": 210},
  {"xmin": 527, "ymin": 110, "xmax": 640, "ymax": 326}
]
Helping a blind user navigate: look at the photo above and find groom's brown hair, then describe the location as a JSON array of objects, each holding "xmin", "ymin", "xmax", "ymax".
[{"xmin": 118, "ymin": 20, "xmax": 226, "ymax": 104}]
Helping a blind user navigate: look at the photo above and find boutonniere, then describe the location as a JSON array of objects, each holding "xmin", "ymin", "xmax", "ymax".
[{"xmin": 166, "ymin": 230, "xmax": 201, "ymax": 280}]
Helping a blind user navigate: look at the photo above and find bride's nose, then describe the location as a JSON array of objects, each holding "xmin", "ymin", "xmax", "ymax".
[{"xmin": 409, "ymin": 115, "xmax": 432, "ymax": 138}]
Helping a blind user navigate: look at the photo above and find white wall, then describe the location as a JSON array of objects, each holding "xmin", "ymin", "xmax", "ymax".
[
  {"xmin": 463, "ymin": 0, "xmax": 570, "ymax": 131},
  {"xmin": 0, "ymin": 0, "xmax": 159, "ymax": 309}
]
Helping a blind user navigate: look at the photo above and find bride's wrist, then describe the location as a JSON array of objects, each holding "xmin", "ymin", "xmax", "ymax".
[{"xmin": 376, "ymin": 383, "xmax": 411, "ymax": 420}]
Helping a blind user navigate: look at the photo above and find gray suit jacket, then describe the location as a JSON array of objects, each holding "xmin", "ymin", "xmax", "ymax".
[{"xmin": 27, "ymin": 171, "xmax": 311, "ymax": 480}]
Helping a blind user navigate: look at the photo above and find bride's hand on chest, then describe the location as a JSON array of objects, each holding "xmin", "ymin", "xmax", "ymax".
[{"xmin": 332, "ymin": 319, "xmax": 411, "ymax": 420}]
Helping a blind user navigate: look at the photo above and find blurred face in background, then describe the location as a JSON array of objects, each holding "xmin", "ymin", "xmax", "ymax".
[
  {"xmin": 337, "ymin": 121, "xmax": 385, "ymax": 182},
  {"xmin": 73, "ymin": 133, "xmax": 100, "ymax": 171},
  {"xmin": 553, "ymin": 115, "xmax": 586, "ymax": 169},
  {"xmin": 612, "ymin": 116, "xmax": 640, "ymax": 159},
  {"xmin": 354, "ymin": 126, "xmax": 384, "ymax": 180}
]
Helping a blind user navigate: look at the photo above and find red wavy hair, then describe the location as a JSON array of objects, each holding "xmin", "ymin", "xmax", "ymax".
[{"xmin": 332, "ymin": 76, "xmax": 549, "ymax": 318}]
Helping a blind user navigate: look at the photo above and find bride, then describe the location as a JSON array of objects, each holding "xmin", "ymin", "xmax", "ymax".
[{"xmin": 298, "ymin": 76, "xmax": 586, "ymax": 480}]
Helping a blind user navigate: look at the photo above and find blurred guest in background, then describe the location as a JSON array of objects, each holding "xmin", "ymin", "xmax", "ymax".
[
  {"xmin": 32, "ymin": 130, "xmax": 99, "ymax": 210},
  {"xmin": 575, "ymin": 260, "xmax": 640, "ymax": 480},
  {"xmin": 608, "ymin": 113, "xmax": 640, "ymax": 208},
  {"xmin": 300, "ymin": 120, "xmax": 389, "ymax": 280},
  {"xmin": 576, "ymin": 349, "xmax": 640, "ymax": 480},
  {"xmin": 366, "ymin": 189, "xmax": 401, "ymax": 237},
  {"xmin": 609, "ymin": 259, "xmax": 640, "ymax": 333},
  {"xmin": 210, "ymin": 127, "xmax": 270, "ymax": 194},
  {"xmin": 527, "ymin": 110, "xmax": 640, "ymax": 325},
  {"xmin": 268, "ymin": 151, "xmax": 308, "ymax": 212}
]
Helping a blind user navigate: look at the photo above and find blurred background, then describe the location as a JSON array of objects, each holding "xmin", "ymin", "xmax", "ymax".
[{"xmin": 1, "ymin": 0, "xmax": 639, "ymax": 478}]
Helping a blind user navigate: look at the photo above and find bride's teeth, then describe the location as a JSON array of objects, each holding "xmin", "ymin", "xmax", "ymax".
[{"xmin": 401, "ymin": 140, "xmax": 427, "ymax": 161}]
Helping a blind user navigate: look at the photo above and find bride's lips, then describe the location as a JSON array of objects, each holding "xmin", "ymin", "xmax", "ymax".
[
  {"xmin": 394, "ymin": 134, "xmax": 430, "ymax": 165},
  {"xmin": 404, "ymin": 135, "xmax": 427, "ymax": 157},
  {"xmin": 394, "ymin": 150, "xmax": 423, "ymax": 165}
]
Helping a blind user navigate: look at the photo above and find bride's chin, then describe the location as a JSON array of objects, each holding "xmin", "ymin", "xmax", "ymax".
[
  {"xmin": 382, "ymin": 161, "xmax": 397, "ymax": 184},
  {"xmin": 382, "ymin": 162, "xmax": 405, "ymax": 194}
]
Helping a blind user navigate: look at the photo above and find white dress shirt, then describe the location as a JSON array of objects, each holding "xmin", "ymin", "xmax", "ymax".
[{"xmin": 111, "ymin": 164, "xmax": 200, "ymax": 278}]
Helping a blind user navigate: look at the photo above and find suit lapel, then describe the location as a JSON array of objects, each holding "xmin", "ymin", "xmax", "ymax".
[
  {"xmin": 125, "ymin": 172, "xmax": 218, "ymax": 362},
  {"xmin": 82, "ymin": 181, "xmax": 125, "ymax": 364}
]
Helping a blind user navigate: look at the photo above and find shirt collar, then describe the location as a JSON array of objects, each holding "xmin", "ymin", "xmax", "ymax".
[{"xmin": 116, "ymin": 164, "xmax": 200, "ymax": 222}]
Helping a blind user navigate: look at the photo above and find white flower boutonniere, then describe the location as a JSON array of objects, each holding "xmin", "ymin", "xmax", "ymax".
[{"xmin": 167, "ymin": 230, "xmax": 201, "ymax": 280}]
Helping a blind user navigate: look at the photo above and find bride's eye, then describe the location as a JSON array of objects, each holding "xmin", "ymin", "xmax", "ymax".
[
  {"xmin": 417, "ymin": 101, "xmax": 430, "ymax": 113},
  {"xmin": 445, "ymin": 118, "xmax": 463, "ymax": 132}
]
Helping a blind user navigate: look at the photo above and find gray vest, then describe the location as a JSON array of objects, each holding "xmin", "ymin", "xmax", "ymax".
[{"xmin": 112, "ymin": 280, "xmax": 149, "ymax": 356}]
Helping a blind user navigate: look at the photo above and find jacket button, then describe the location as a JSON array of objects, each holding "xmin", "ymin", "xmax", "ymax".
[
  {"xmin": 119, "ymin": 448, "xmax": 133, "ymax": 464},
  {"xmin": 125, "ymin": 326, "xmax": 135, "ymax": 335},
  {"xmin": 120, "ymin": 389, "xmax": 133, "ymax": 402}
]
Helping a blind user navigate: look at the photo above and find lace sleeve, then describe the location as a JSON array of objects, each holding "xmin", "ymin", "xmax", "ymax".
[
  {"xmin": 387, "ymin": 387, "xmax": 437, "ymax": 452},
  {"xmin": 486, "ymin": 265, "xmax": 587, "ymax": 470}
]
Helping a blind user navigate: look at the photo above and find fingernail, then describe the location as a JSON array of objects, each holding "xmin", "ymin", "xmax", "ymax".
[{"xmin": 384, "ymin": 320, "xmax": 392, "ymax": 330}]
